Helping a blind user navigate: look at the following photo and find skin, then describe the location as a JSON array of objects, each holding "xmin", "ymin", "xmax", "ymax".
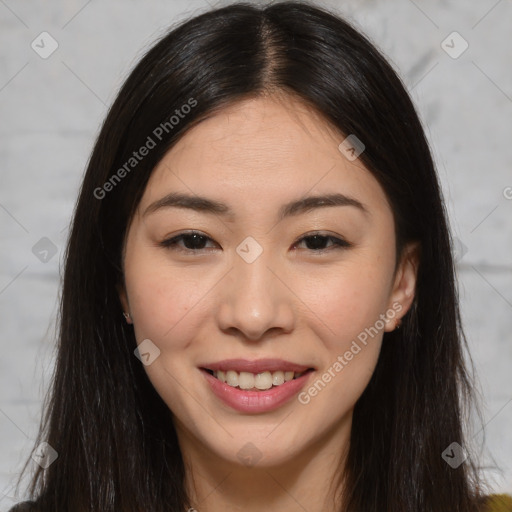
[{"xmin": 119, "ymin": 93, "xmax": 419, "ymax": 512}]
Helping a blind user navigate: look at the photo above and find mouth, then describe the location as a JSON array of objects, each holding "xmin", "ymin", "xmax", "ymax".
[
  {"xmin": 198, "ymin": 358, "xmax": 316, "ymax": 413},
  {"xmin": 200, "ymin": 367, "xmax": 315, "ymax": 391},
  {"xmin": 200, "ymin": 364, "xmax": 315, "ymax": 413}
]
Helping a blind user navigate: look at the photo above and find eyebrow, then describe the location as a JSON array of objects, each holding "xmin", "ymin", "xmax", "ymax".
[{"xmin": 143, "ymin": 191, "xmax": 370, "ymax": 221}]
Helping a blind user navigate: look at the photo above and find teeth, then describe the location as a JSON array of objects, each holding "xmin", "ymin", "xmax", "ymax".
[
  {"xmin": 254, "ymin": 371, "xmax": 272, "ymax": 390},
  {"xmin": 226, "ymin": 370, "xmax": 239, "ymax": 387},
  {"xmin": 212, "ymin": 369, "xmax": 306, "ymax": 390},
  {"xmin": 272, "ymin": 371, "xmax": 285, "ymax": 386},
  {"xmin": 238, "ymin": 371, "xmax": 255, "ymax": 390}
]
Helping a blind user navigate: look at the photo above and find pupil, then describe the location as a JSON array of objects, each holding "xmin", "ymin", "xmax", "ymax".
[
  {"xmin": 306, "ymin": 235, "xmax": 326, "ymax": 250},
  {"xmin": 186, "ymin": 234, "xmax": 206, "ymax": 249}
]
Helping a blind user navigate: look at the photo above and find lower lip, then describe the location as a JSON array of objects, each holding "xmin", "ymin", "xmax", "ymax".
[{"xmin": 201, "ymin": 369, "xmax": 313, "ymax": 414}]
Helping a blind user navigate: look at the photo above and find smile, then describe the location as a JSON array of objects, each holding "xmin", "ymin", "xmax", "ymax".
[{"xmin": 199, "ymin": 359, "xmax": 315, "ymax": 413}]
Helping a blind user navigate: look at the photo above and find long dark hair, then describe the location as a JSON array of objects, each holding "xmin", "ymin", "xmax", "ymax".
[{"xmin": 14, "ymin": 1, "xmax": 490, "ymax": 510}]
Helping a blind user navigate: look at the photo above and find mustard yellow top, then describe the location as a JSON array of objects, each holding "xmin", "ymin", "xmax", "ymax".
[{"xmin": 485, "ymin": 494, "xmax": 512, "ymax": 511}]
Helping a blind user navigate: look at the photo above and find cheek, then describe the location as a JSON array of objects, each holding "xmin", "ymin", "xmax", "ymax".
[
  {"xmin": 298, "ymin": 263, "xmax": 392, "ymax": 352},
  {"xmin": 124, "ymin": 252, "xmax": 208, "ymax": 349},
  {"xmin": 124, "ymin": 261, "xmax": 210, "ymax": 413},
  {"xmin": 295, "ymin": 270, "xmax": 388, "ymax": 419}
]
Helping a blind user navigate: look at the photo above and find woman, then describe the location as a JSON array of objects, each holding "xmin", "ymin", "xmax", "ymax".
[{"xmin": 9, "ymin": 1, "xmax": 512, "ymax": 511}]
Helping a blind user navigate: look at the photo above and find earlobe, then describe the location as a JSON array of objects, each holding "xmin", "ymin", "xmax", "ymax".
[{"xmin": 385, "ymin": 241, "xmax": 420, "ymax": 332}]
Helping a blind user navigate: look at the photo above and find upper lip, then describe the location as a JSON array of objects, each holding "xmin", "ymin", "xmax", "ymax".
[{"xmin": 200, "ymin": 359, "xmax": 314, "ymax": 374}]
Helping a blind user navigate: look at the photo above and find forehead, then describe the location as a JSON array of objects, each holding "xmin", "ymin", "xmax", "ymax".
[{"xmin": 139, "ymin": 95, "xmax": 391, "ymax": 219}]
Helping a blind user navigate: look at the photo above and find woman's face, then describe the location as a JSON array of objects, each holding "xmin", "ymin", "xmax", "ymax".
[{"xmin": 120, "ymin": 94, "xmax": 418, "ymax": 469}]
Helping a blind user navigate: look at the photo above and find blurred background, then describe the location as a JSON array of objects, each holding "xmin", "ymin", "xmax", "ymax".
[{"xmin": 1, "ymin": 0, "xmax": 511, "ymax": 507}]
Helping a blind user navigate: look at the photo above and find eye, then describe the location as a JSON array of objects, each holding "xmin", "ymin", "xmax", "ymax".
[
  {"xmin": 159, "ymin": 230, "xmax": 352, "ymax": 254},
  {"xmin": 159, "ymin": 231, "xmax": 218, "ymax": 253},
  {"xmin": 293, "ymin": 232, "xmax": 352, "ymax": 253}
]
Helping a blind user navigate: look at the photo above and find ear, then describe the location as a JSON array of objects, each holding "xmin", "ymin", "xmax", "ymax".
[
  {"xmin": 384, "ymin": 241, "xmax": 420, "ymax": 332},
  {"xmin": 117, "ymin": 280, "xmax": 132, "ymax": 324}
]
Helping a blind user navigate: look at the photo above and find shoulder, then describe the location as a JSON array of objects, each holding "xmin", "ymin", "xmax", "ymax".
[
  {"xmin": 7, "ymin": 501, "xmax": 40, "ymax": 512},
  {"xmin": 482, "ymin": 494, "xmax": 512, "ymax": 512}
]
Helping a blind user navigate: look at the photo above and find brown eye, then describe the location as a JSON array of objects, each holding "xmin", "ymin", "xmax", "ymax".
[
  {"xmin": 160, "ymin": 231, "xmax": 218, "ymax": 252},
  {"xmin": 294, "ymin": 233, "xmax": 352, "ymax": 252}
]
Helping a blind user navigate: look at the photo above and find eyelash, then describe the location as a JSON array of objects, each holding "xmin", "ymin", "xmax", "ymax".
[{"xmin": 158, "ymin": 230, "xmax": 352, "ymax": 254}]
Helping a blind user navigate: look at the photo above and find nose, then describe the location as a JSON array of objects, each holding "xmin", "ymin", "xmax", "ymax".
[{"xmin": 216, "ymin": 249, "xmax": 296, "ymax": 342}]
